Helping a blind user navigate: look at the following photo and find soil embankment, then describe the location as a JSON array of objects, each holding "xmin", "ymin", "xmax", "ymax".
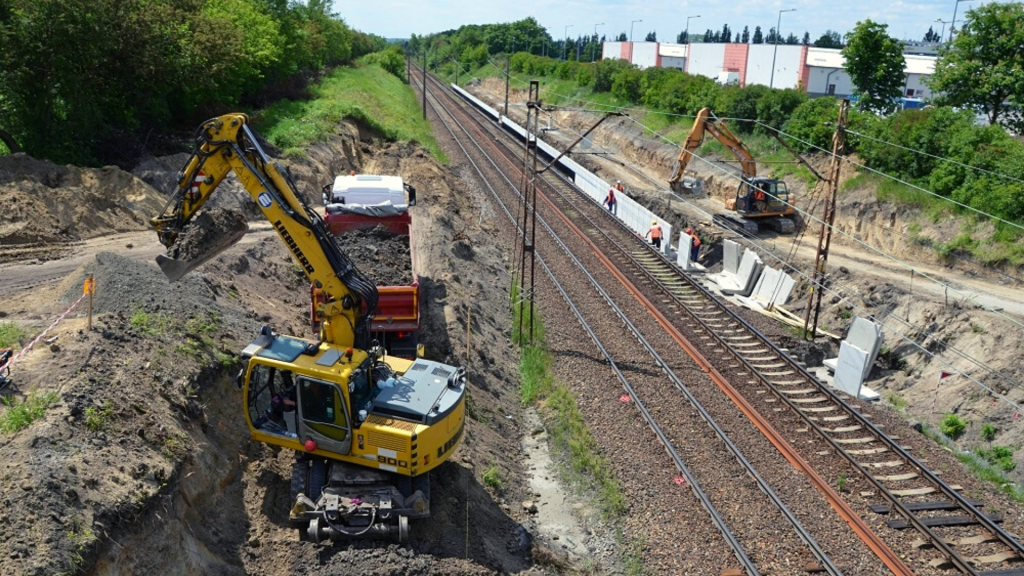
[
  {"xmin": 470, "ymin": 78, "xmax": 1024, "ymax": 475},
  {"xmin": 0, "ymin": 120, "xmax": 551, "ymax": 575}
]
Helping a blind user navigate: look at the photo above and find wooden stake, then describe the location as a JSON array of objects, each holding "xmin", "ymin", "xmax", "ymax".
[
  {"xmin": 87, "ymin": 274, "xmax": 94, "ymax": 330},
  {"xmin": 465, "ymin": 303, "xmax": 472, "ymax": 366}
]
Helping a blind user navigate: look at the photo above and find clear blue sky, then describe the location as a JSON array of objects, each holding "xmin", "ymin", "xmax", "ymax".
[{"xmin": 335, "ymin": 0, "xmax": 993, "ymax": 42}]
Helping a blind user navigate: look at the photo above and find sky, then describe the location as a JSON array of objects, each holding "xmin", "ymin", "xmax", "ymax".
[{"xmin": 336, "ymin": 0, "xmax": 994, "ymax": 43}]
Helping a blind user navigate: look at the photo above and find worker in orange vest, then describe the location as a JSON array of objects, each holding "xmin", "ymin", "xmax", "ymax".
[
  {"xmin": 615, "ymin": 180, "xmax": 624, "ymax": 193},
  {"xmin": 604, "ymin": 186, "xmax": 617, "ymax": 215},
  {"xmin": 686, "ymin": 228, "xmax": 702, "ymax": 262},
  {"xmin": 645, "ymin": 220, "xmax": 663, "ymax": 249}
]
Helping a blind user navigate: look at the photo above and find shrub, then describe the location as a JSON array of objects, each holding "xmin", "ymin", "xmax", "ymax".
[
  {"xmin": 940, "ymin": 413, "xmax": 967, "ymax": 438},
  {"xmin": 483, "ymin": 465, "xmax": 503, "ymax": 491},
  {"xmin": 363, "ymin": 46, "xmax": 406, "ymax": 82},
  {"xmin": 975, "ymin": 445, "xmax": 1016, "ymax": 472},
  {"xmin": 783, "ymin": 97, "xmax": 841, "ymax": 151},
  {"xmin": 981, "ymin": 422, "xmax": 996, "ymax": 441}
]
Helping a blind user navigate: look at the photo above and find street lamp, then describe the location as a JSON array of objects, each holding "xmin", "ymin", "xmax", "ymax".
[
  {"xmin": 564, "ymin": 25, "xmax": 573, "ymax": 60},
  {"xmin": 593, "ymin": 23, "xmax": 605, "ymax": 62},
  {"xmin": 685, "ymin": 15, "xmax": 701, "ymax": 44},
  {"xmin": 631, "ymin": 19, "xmax": 643, "ymax": 43},
  {"xmin": 949, "ymin": 0, "xmax": 976, "ymax": 42},
  {"xmin": 935, "ymin": 18, "xmax": 951, "ymax": 41},
  {"xmin": 769, "ymin": 8, "xmax": 796, "ymax": 89}
]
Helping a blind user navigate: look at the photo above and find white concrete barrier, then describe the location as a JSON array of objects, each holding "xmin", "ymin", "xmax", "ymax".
[
  {"xmin": 723, "ymin": 240, "xmax": 741, "ymax": 276},
  {"xmin": 833, "ymin": 341, "xmax": 869, "ymax": 398},
  {"xmin": 676, "ymin": 233, "xmax": 706, "ymax": 272}
]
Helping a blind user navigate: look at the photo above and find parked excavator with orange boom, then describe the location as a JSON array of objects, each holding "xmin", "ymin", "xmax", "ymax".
[
  {"xmin": 668, "ymin": 107, "xmax": 797, "ymax": 234},
  {"xmin": 150, "ymin": 113, "xmax": 466, "ymax": 544}
]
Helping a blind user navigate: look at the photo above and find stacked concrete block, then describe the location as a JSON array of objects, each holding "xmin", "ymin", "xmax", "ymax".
[
  {"xmin": 712, "ymin": 249, "xmax": 763, "ymax": 297},
  {"xmin": 825, "ymin": 316, "xmax": 884, "ymax": 398},
  {"xmin": 739, "ymin": 266, "xmax": 796, "ymax": 309}
]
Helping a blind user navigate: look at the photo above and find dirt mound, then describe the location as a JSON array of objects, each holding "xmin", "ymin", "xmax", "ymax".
[
  {"xmin": 335, "ymin": 225, "xmax": 412, "ymax": 285},
  {"xmin": 167, "ymin": 208, "xmax": 249, "ymax": 262},
  {"xmin": 131, "ymin": 154, "xmax": 263, "ymax": 219},
  {"xmin": 0, "ymin": 153, "xmax": 165, "ymax": 253}
]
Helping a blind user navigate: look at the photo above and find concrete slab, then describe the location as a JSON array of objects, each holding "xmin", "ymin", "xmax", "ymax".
[
  {"xmin": 723, "ymin": 240, "xmax": 741, "ymax": 276},
  {"xmin": 721, "ymin": 250, "xmax": 763, "ymax": 296},
  {"xmin": 676, "ymin": 233, "xmax": 706, "ymax": 272},
  {"xmin": 833, "ymin": 341, "xmax": 869, "ymax": 398},
  {"xmin": 848, "ymin": 316, "xmax": 883, "ymax": 377}
]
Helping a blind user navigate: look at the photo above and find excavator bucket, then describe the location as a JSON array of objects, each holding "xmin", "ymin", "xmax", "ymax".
[{"xmin": 157, "ymin": 209, "xmax": 248, "ymax": 282}]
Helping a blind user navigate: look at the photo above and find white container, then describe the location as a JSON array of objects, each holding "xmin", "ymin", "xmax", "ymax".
[{"xmin": 331, "ymin": 174, "xmax": 406, "ymax": 205}]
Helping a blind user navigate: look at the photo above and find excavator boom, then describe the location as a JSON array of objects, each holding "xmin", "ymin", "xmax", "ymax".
[{"xmin": 149, "ymin": 114, "xmax": 466, "ymax": 543}]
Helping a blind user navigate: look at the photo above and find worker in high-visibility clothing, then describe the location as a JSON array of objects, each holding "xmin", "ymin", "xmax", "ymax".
[
  {"xmin": 686, "ymin": 228, "xmax": 702, "ymax": 262},
  {"xmin": 645, "ymin": 220, "xmax": 663, "ymax": 249}
]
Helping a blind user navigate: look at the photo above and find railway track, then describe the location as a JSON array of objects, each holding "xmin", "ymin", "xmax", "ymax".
[
  {"xmin": 412, "ymin": 66, "xmax": 1024, "ymax": 575},
  {"xmin": 412, "ymin": 67, "xmax": 868, "ymax": 575},
  {"xmin": 437, "ymin": 83, "xmax": 1024, "ymax": 576}
]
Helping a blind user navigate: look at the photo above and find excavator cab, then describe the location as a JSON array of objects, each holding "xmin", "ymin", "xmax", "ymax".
[{"xmin": 735, "ymin": 178, "xmax": 791, "ymax": 216}]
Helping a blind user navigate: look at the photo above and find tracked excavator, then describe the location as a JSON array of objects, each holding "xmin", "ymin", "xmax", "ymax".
[
  {"xmin": 150, "ymin": 113, "xmax": 466, "ymax": 544},
  {"xmin": 668, "ymin": 107, "xmax": 796, "ymax": 234}
]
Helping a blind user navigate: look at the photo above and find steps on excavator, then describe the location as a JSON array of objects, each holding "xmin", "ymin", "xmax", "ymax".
[{"xmin": 712, "ymin": 213, "xmax": 796, "ymax": 235}]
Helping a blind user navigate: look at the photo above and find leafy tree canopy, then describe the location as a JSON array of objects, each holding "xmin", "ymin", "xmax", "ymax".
[{"xmin": 842, "ymin": 20, "xmax": 906, "ymax": 114}]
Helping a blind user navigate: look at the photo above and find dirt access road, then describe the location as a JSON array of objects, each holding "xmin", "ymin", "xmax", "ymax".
[{"xmin": 0, "ymin": 223, "xmax": 275, "ymax": 294}]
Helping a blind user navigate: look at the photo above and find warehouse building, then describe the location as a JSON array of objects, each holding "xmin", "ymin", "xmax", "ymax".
[{"xmin": 602, "ymin": 41, "xmax": 936, "ymax": 99}]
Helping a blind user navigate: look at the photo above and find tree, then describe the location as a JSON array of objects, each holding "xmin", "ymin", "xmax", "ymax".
[
  {"xmin": 741, "ymin": 26, "xmax": 750, "ymax": 43},
  {"xmin": 616, "ymin": 32, "xmax": 627, "ymax": 41},
  {"xmin": 752, "ymin": 26, "xmax": 763, "ymax": 44},
  {"xmin": 704, "ymin": 29, "xmax": 713, "ymax": 43},
  {"xmin": 721, "ymin": 24, "xmax": 732, "ymax": 43},
  {"xmin": 766, "ymin": 27, "xmax": 778, "ymax": 44},
  {"xmin": 814, "ymin": 30, "xmax": 843, "ymax": 48},
  {"xmin": 802, "ymin": 31, "xmax": 810, "ymax": 45},
  {"xmin": 842, "ymin": 20, "xmax": 906, "ymax": 114},
  {"xmin": 923, "ymin": 26, "xmax": 938, "ymax": 43},
  {"xmin": 712, "ymin": 31, "xmax": 721, "ymax": 43},
  {"xmin": 677, "ymin": 30, "xmax": 688, "ymax": 43},
  {"xmin": 785, "ymin": 33, "xmax": 799, "ymax": 44},
  {"xmin": 645, "ymin": 31, "xmax": 656, "ymax": 42},
  {"xmin": 930, "ymin": 2, "xmax": 1024, "ymax": 130}
]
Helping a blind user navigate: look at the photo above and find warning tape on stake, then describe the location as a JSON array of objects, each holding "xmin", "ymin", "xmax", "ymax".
[{"xmin": 0, "ymin": 291, "xmax": 88, "ymax": 374}]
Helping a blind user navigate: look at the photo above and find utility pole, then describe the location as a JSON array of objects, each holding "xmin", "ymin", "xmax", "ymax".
[
  {"xmin": 770, "ymin": 8, "xmax": 796, "ymax": 89},
  {"xmin": 685, "ymin": 15, "xmax": 701, "ymax": 44},
  {"xmin": 563, "ymin": 25, "xmax": 573, "ymax": 60},
  {"xmin": 631, "ymin": 19, "xmax": 642, "ymax": 43},
  {"xmin": 803, "ymin": 99, "xmax": 850, "ymax": 340},
  {"xmin": 592, "ymin": 23, "xmax": 604, "ymax": 62},
  {"xmin": 949, "ymin": 0, "xmax": 975, "ymax": 41},
  {"xmin": 422, "ymin": 47, "xmax": 427, "ymax": 120},
  {"xmin": 504, "ymin": 53, "xmax": 511, "ymax": 117},
  {"xmin": 515, "ymin": 80, "xmax": 542, "ymax": 345}
]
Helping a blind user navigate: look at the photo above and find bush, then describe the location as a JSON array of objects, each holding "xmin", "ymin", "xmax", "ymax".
[
  {"xmin": 363, "ymin": 46, "xmax": 406, "ymax": 82},
  {"xmin": 981, "ymin": 423, "xmax": 996, "ymax": 441},
  {"xmin": 754, "ymin": 88, "xmax": 808, "ymax": 133},
  {"xmin": 975, "ymin": 445, "xmax": 1016, "ymax": 472},
  {"xmin": 783, "ymin": 98, "xmax": 841, "ymax": 151},
  {"xmin": 940, "ymin": 413, "xmax": 967, "ymax": 438},
  {"xmin": 611, "ymin": 67, "xmax": 643, "ymax": 104}
]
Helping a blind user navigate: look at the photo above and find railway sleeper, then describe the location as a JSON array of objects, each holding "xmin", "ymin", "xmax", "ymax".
[
  {"xmin": 887, "ymin": 513, "xmax": 1004, "ymax": 529},
  {"xmin": 871, "ymin": 499, "xmax": 984, "ymax": 514}
]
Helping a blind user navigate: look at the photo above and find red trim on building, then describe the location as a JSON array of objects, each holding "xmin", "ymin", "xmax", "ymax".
[
  {"xmin": 655, "ymin": 43, "xmax": 661, "ymax": 68},
  {"xmin": 621, "ymin": 42, "xmax": 631, "ymax": 62},
  {"xmin": 723, "ymin": 44, "xmax": 749, "ymax": 87},
  {"xmin": 799, "ymin": 45, "xmax": 811, "ymax": 92}
]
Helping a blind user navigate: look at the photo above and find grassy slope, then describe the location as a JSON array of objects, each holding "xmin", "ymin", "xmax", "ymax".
[
  {"xmin": 256, "ymin": 63, "xmax": 446, "ymax": 162},
  {"xmin": 453, "ymin": 63, "xmax": 1022, "ymax": 266}
]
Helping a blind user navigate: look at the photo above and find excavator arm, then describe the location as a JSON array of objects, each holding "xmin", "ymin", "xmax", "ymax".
[
  {"xmin": 150, "ymin": 113, "xmax": 378, "ymax": 349},
  {"xmin": 668, "ymin": 107, "xmax": 758, "ymax": 190}
]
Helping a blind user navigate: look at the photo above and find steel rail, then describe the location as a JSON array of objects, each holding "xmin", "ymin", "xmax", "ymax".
[
  {"xmin": 416, "ymin": 67, "xmax": 861, "ymax": 576},
  {"xmin": 411, "ymin": 67, "xmax": 764, "ymax": 576},
  {"xmin": 442, "ymin": 71, "xmax": 1024, "ymax": 576},
  {"xmin": 423, "ymin": 69, "xmax": 918, "ymax": 576}
]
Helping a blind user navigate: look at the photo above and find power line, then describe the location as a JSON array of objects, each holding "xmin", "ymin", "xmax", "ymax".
[
  {"xmin": 620, "ymin": 114, "xmax": 1024, "ymax": 410},
  {"xmin": 514, "ymin": 91, "xmax": 1024, "ymax": 403},
  {"xmin": 845, "ymin": 128, "xmax": 1024, "ymax": 186},
  {"xmin": 762, "ymin": 122, "xmax": 1024, "ymax": 235}
]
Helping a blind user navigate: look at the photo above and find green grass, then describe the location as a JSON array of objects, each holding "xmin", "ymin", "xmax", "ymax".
[
  {"xmin": 920, "ymin": 422, "xmax": 1024, "ymax": 502},
  {"xmin": 257, "ymin": 64, "xmax": 446, "ymax": 161},
  {"xmin": 482, "ymin": 465, "xmax": 503, "ymax": 491},
  {"xmin": 0, "ymin": 392, "xmax": 59, "ymax": 434},
  {"xmin": 84, "ymin": 401, "xmax": 113, "ymax": 432},
  {"xmin": 975, "ymin": 445, "xmax": 1016, "ymax": 472},
  {"xmin": 981, "ymin": 422, "xmax": 996, "ymax": 441},
  {"xmin": 837, "ymin": 473, "xmax": 848, "ymax": 492},
  {"xmin": 512, "ymin": 284, "xmax": 627, "ymax": 520},
  {"xmin": 886, "ymin": 391, "xmax": 908, "ymax": 412},
  {"xmin": 0, "ymin": 321, "xmax": 29, "ymax": 348},
  {"xmin": 130, "ymin": 309, "xmax": 173, "ymax": 337}
]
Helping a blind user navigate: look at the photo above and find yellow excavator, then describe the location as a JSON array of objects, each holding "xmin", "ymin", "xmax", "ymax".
[
  {"xmin": 150, "ymin": 113, "xmax": 466, "ymax": 543},
  {"xmin": 668, "ymin": 107, "xmax": 796, "ymax": 234}
]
